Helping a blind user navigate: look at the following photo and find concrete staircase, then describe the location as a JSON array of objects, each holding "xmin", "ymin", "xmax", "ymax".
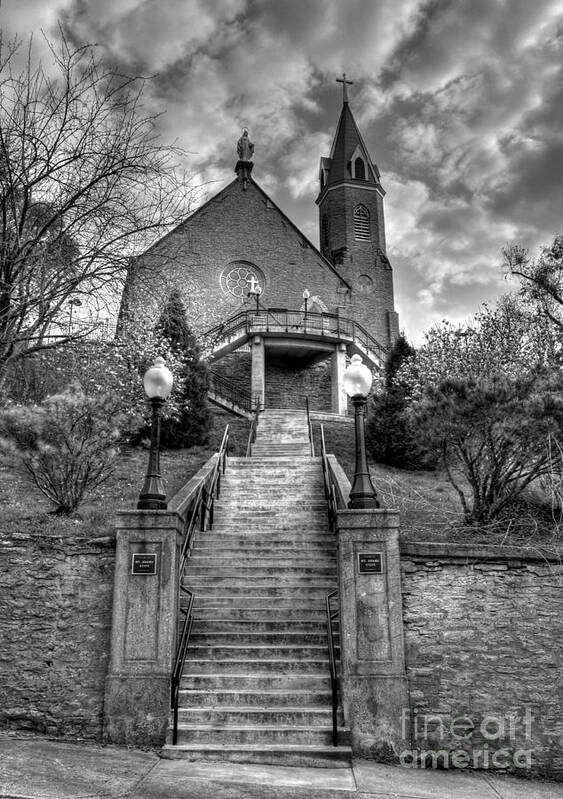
[
  {"xmin": 250, "ymin": 408, "xmax": 312, "ymax": 458},
  {"xmin": 162, "ymin": 409, "xmax": 351, "ymax": 766}
]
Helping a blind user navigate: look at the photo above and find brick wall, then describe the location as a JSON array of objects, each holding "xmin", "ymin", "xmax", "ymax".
[
  {"xmin": 318, "ymin": 183, "xmax": 396, "ymax": 347},
  {"xmin": 123, "ymin": 179, "xmax": 350, "ymax": 336},
  {"xmin": 400, "ymin": 544, "xmax": 563, "ymax": 778},
  {"xmin": 0, "ymin": 530, "xmax": 114, "ymax": 739}
]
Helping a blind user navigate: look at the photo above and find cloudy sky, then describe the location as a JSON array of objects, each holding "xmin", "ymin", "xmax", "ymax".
[{"xmin": 2, "ymin": 0, "xmax": 562, "ymax": 342}]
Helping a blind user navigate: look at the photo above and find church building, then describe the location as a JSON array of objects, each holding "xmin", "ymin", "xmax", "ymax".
[{"xmin": 119, "ymin": 80, "xmax": 399, "ymax": 415}]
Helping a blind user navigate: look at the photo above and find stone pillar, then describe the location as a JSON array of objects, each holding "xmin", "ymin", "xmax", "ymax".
[
  {"xmin": 336, "ymin": 508, "xmax": 409, "ymax": 760},
  {"xmin": 331, "ymin": 343, "xmax": 348, "ymax": 415},
  {"xmin": 104, "ymin": 509, "xmax": 183, "ymax": 746},
  {"xmin": 251, "ymin": 335, "xmax": 265, "ymax": 409}
]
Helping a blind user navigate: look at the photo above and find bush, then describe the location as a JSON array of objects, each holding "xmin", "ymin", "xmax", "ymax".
[
  {"xmin": 411, "ymin": 370, "xmax": 563, "ymax": 525},
  {"xmin": 0, "ymin": 384, "xmax": 124, "ymax": 515},
  {"xmin": 366, "ymin": 335, "xmax": 435, "ymax": 469},
  {"xmin": 155, "ymin": 290, "xmax": 212, "ymax": 448}
]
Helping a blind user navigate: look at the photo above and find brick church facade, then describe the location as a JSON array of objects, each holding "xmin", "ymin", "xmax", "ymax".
[{"xmin": 119, "ymin": 89, "xmax": 399, "ymax": 415}]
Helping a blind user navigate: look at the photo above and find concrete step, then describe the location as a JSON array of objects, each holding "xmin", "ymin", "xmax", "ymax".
[
  {"xmin": 188, "ymin": 581, "xmax": 334, "ymax": 591},
  {"xmin": 191, "ymin": 619, "xmax": 329, "ymax": 632},
  {"xmin": 160, "ymin": 743, "xmax": 352, "ymax": 768},
  {"xmin": 181, "ymin": 673, "xmax": 332, "ymax": 691},
  {"xmin": 183, "ymin": 659, "xmax": 330, "ymax": 674},
  {"xmin": 202, "ymin": 534, "xmax": 332, "ymax": 541},
  {"xmin": 188, "ymin": 581, "xmax": 335, "ymax": 591},
  {"xmin": 187, "ymin": 566, "xmax": 337, "ymax": 576},
  {"xmin": 175, "ymin": 707, "xmax": 343, "ymax": 726},
  {"xmin": 188, "ymin": 632, "xmax": 336, "ymax": 645},
  {"xmin": 178, "ymin": 689, "xmax": 333, "ymax": 707},
  {"xmin": 213, "ymin": 502, "xmax": 329, "ymax": 512},
  {"xmin": 190, "ymin": 548, "xmax": 336, "ymax": 559},
  {"xmin": 186, "ymin": 645, "xmax": 334, "ymax": 660},
  {"xmin": 171, "ymin": 725, "xmax": 347, "ymax": 746},
  {"xmin": 189, "ymin": 562, "xmax": 335, "ymax": 572}
]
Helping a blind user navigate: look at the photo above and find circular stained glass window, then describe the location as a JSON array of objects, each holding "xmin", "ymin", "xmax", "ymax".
[
  {"xmin": 358, "ymin": 274, "xmax": 374, "ymax": 294},
  {"xmin": 220, "ymin": 262, "xmax": 265, "ymax": 299}
]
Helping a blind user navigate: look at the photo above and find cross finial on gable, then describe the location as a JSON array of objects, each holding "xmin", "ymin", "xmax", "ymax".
[{"xmin": 336, "ymin": 72, "xmax": 354, "ymax": 103}]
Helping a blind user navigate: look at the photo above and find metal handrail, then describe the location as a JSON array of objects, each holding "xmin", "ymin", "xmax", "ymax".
[
  {"xmin": 209, "ymin": 369, "xmax": 253, "ymax": 412},
  {"xmin": 245, "ymin": 398, "xmax": 261, "ymax": 457},
  {"xmin": 171, "ymin": 424, "xmax": 230, "ymax": 744},
  {"xmin": 202, "ymin": 308, "xmax": 387, "ymax": 366},
  {"xmin": 320, "ymin": 424, "xmax": 338, "ymax": 531},
  {"xmin": 305, "ymin": 396, "xmax": 315, "ymax": 457},
  {"xmin": 172, "ymin": 586, "xmax": 194, "ymax": 744},
  {"xmin": 326, "ymin": 590, "xmax": 339, "ymax": 747}
]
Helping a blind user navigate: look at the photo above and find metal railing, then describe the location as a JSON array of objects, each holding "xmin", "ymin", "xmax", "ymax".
[
  {"xmin": 320, "ymin": 423, "xmax": 342, "ymax": 746},
  {"xmin": 202, "ymin": 308, "xmax": 387, "ymax": 366},
  {"xmin": 41, "ymin": 318, "xmax": 114, "ymax": 344},
  {"xmin": 320, "ymin": 424, "xmax": 339, "ymax": 532},
  {"xmin": 326, "ymin": 590, "xmax": 340, "ymax": 747},
  {"xmin": 245, "ymin": 398, "xmax": 261, "ymax": 457},
  {"xmin": 305, "ymin": 396, "xmax": 315, "ymax": 457},
  {"xmin": 171, "ymin": 425, "xmax": 230, "ymax": 745},
  {"xmin": 208, "ymin": 370, "xmax": 253, "ymax": 413}
]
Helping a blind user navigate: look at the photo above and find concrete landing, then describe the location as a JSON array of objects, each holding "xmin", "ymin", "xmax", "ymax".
[{"xmin": 1, "ymin": 736, "xmax": 562, "ymax": 799}]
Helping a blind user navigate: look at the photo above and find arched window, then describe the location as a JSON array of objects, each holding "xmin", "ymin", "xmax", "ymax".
[
  {"xmin": 322, "ymin": 215, "xmax": 329, "ymax": 249},
  {"xmin": 354, "ymin": 157, "xmax": 366, "ymax": 180},
  {"xmin": 353, "ymin": 205, "xmax": 371, "ymax": 240}
]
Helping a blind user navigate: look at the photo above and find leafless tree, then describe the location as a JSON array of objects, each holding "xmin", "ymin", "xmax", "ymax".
[
  {"xmin": 504, "ymin": 235, "xmax": 563, "ymax": 334},
  {"xmin": 0, "ymin": 32, "xmax": 196, "ymax": 388}
]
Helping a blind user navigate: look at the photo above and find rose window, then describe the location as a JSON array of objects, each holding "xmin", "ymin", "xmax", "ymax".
[{"xmin": 220, "ymin": 262, "xmax": 265, "ymax": 299}]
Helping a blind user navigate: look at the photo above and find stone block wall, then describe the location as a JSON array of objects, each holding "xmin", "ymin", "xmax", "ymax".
[
  {"xmin": 400, "ymin": 543, "xmax": 563, "ymax": 778},
  {"xmin": 0, "ymin": 530, "xmax": 115, "ymax": 739},
  {"xmin": 265, "ymin": 359, "xmax": 332, "ymax": 411}
]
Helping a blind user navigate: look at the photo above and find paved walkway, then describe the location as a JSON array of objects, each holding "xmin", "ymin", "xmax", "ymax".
[{"xmin": 1, "ymin": 736, "xmax": 562, "ymax": 799}]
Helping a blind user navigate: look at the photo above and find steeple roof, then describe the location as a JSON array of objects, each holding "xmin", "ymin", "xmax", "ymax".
[{"xmin": 322, "ymin": 98, "xmax": 380, "ymax": 189}]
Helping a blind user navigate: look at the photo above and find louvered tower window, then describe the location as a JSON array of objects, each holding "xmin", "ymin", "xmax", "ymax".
[
  {"xmin": 354, "ymin": 157, "xmax": 366, "ymax": 180},
  {"xmin": 322, "ymin": 215, "xmax": 329, "ymax": 249},
  {"xmin": 354, "ymin": 204, "xmax": 371, "ymax": 240}
]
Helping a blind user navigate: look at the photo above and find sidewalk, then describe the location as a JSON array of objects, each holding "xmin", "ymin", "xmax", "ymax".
[{"xmin": 1, "ymin": 736, "xmax": 562, "ymax": 799}]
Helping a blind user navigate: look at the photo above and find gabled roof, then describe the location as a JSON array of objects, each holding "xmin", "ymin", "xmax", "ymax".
[
  {"xmin": 135, "ymin": 176, "xmax": 352, "ymax": 290},
  {"xmin": 326, "ymin": 102, "xmax": 380, "ymax": 186}
]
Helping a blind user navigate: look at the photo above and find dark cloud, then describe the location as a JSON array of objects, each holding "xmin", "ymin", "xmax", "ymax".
[{"xmin": 3, "ymin": 0, "xmax": 563, "ymax": 341}]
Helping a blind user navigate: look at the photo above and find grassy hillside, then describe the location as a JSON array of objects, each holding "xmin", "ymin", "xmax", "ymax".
[
  {"xmin": 316, "ymin": 419, "xmax": 561, "ymax": 549},
  {"xmin": 1, "ymin": 408, "xmax": 559, "ymax": 550},
  {"xmin": 0, "ymin": 410, "xmax": 250, "ymax": 539}
]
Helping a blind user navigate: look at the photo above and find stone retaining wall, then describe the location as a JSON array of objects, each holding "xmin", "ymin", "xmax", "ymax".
[
  {"xmin": 0, "ymin": 530, "xmax": 115, "ymax": 739},
  {"xmin": 400, "ymin": 543, "xmax": 563, "ymax": 778}
]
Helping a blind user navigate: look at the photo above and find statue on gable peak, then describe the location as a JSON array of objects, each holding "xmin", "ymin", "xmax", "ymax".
[{"xmin": 237, "ymin": 129, "xmax": 254, "ymax": 162}]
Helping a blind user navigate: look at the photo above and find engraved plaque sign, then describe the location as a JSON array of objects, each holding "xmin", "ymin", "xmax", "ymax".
[
  {"xmin": 358, "ymin": 552, "xmax": 383, "ymax": 574},
  {"xmin": 131, "ymin": 553, "xmax": 158, "ymax": 575}
]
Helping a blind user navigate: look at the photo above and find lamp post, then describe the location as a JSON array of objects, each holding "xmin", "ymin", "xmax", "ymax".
[
  {"xmin": 343, "ymin": 353, "xmax": 379, "ymax": 509},
  {"xmin": 248, "ymin": 277, "xmax": 262, "ymax": 311},
  {"xmin": 303, "ymin": 289, "xmax": 310, "ymax": 333},
  {"xmin": 68, "ymin": 297, "xmax": 82, "ymax": 333},
  {"xmin": 137, "ymin": 357, "xmax": 174, "ymax": 510}
]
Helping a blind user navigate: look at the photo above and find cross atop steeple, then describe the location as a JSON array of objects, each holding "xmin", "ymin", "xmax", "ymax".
[{"xmin": 336, "ymin": 72, "xmax": 354, "ymax": 103}]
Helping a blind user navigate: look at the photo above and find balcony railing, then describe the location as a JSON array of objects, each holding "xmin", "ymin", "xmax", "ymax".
[{"xmin": 202, "ymin": 308, "xmax": 387, "ymax": 366}]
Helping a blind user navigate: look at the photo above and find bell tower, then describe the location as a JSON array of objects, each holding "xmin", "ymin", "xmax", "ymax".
[{"xmin": 316, "ymin": 75, "xmax": 399, "ymax": 348}]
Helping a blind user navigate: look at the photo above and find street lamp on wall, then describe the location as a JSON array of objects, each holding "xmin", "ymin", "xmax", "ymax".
[
  {"xmin": 137, "ymin": 357, "xmax": 174, "ymax": 510},
  {"xmin": 342, "ymin": 353, "xmax": 379, "ymax": 509}
]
